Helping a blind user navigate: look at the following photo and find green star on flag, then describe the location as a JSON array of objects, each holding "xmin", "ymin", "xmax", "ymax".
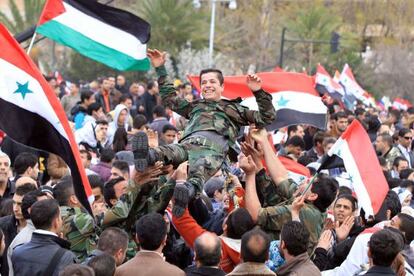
[{"xmin": 14, "ymin": 81, "xmax": 33, "ymax": 99}]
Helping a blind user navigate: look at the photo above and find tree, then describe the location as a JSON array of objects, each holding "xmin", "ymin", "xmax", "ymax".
[{"xmin": 0, "ymin": 0, "xmax": 45, "ymax": 34}]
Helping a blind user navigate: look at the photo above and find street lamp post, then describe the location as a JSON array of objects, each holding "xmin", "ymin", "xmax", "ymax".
[{"xmin": 194, "ymin": 0, "xmax": 237, "ymax": 68}]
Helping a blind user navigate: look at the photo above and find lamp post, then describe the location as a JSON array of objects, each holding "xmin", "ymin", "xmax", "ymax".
[{"xmin": 193, "ymin": 0, "xmax": 237, "ymax": 68}]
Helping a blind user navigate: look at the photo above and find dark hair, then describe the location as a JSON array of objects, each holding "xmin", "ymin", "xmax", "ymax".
[
  {"xmin": 285, "ymin": 135, "xmax": 305, "ymax": 149},
  {"xmin": 59, "ymin": 264, "xmax": 95, "ymax": 276},
  {"xmin": 369, "ymin": 229, "xmax": 403, "ymax": 266},
  {"xmin": 112, "ymin": 160, "xmax": 129, "ymax": 176},
  {"xmin": 14, "ymin": 152, "xmax": 38, "ymax": 175},
  {"xmin": 31, "ymin": 199, "xmax": 60, "ymax": 230},
  {"xmin": 152, "ymin": 105, "xmax": 166, "ymax": 118},
  {"xmin": 119, "ymin": 94, "xmax": 132, "ymax": 103},
  {"xmin": 355, "ymin": 107, "xmax": 365, "ymax": 116},
  {"xmin": 362, "ymin": 190, "xmax": 401, "ymax": 227},
  {"xmin": 133, "ymin": 115, "xmax": 147, "ymax": 129},
  {"xmin": 226, "ymin": 208, "xmax": 255, "ymax": 239},
  {"xmin": 398, "ymin": 128, "xmax": 411, "ymax": 138},
  {"xmin": 104, "ymin": 177, "xmax": 124, "ymax": 207},
  {"xmin": 194, "ymin": 234, "xmax": 222, "ymax": 266},
  {"xmin": 80, "ymin": 149, "xmax": 92, "ymax": 161},
  {"xmin": 393, "ymin": 156, "xmax": 408, "ymax": 168},
  {"xmin": 334, "ymin": 194, "xmax": 358, "ymax": 211},
  {"xmin": 22, "ymin": 190, "xmax": 46, "ymax": 220},
  {"xmin": 53, "ymin": 176, "xmax": 74, "ymax": 206},
  {"xmin": 241, "ymin": 228, "xmax": 271, "ymax": 263},
  {"xmin": 95, "ymin": 119, "xmax": 108, "ymax": 126},
  {"xmin": 399, "ymin": 169, "xmax": 414, "ymax": 180},
  {"xmin": 162, "ymin": 124, "xmax": 178, "ymax": 134},
  {"xmin": 338, "ymin": 186, "xmax": 353, "ymax": 196},
  {"xmin": 0, "ymin": 198, "xmax": 13, "ymax": 217},
  {"xmin": 100, "ymin": 148, "xmax": 115, "ymax": 163},
  {"xmin": 313, "ymin": 131, "xmax": 326, "ymax": 147},
  {"xmin": 334, "ymin": 111, "xmax": 347, "ymax": 121},
  {"xmin": 147, "ymin": 81, "xmax": 157, "ymax": 90},
  {"xmin": 199, "ymin": 69, "xmax": 224, "ymax": 85},
  {"xmin": 397, "ymin": 213, "xmax": 414, "ymax": 244},
  {"xmin": 88, "ymin": 174, "xmax": 104, "ymax": 194},
  {"xmin": 15, "ymin": 183, "xmax": 37, "ymax": 196},
  {"xmin": 311, "ymin": 176, "xmax": 338, "ymax": 212},
  {"xmin": 297, "ymin": 155, "xmax": 313, "ymax": 166},
  {"xmin": 287, "ymin": 125, "xmax": 301, "ymax": 136},
  {"xmin": 378, "ymin": 133, "xmax": 393, "ymax": 147},
  {"xmin": 87, "ymin": 102, "xmax": 102, "ymax": 115},
  {"xmin": 87, "ymin": 253, "xmax": 116, "ymax": 276},
  {"xmin": 80, "ymin": 90, "xmax": 94, "ymax": 103},
  {"xmin": 400, "ymin": 180, "xmax": 414, "ymax": 190},
  {"xmin": 281, "ymin": 221, "xmax": 309, "ymax": 256},
  {"xmin": 135, "ymin": 213, "xmax": 167, "ymax": 250},
  {"xmin": 112, "ymin": 128, "xmax": 128, "ymax": 153},
  {"xmin": 98, "ymin": 227, "xmax": 129, "ymax": 254}
]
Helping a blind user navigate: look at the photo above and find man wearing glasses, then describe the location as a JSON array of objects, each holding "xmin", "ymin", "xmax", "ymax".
[{"xmin": 397, "ymin": 128, "xmax": 414, "ymax": 168}]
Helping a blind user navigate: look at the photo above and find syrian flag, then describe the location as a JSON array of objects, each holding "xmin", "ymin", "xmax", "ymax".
[
  {"xmin": 37, "ymin": 0, "xmax": 150, "ymax": 71},
  {"xmin": 315, "ymin": 64, "xmax": 344, "ymax": 102},
  {"xmin": 0, "ymin": 24, "xmax": 93, "ymax": 213},
  {"xmin": 279, "ymin": 156, "xmax": 311, "ymax": 185},
  {"xmin": 392, "ymin": 97, "xmax": 412, "ymax": 111},
  {"xmin": 326, "ymin": 119, "xmax": 388, "ymax": 218},
  {"xmin": 188, "ymin": 72, "xmax": 328, "ymax": 130},
  {"xmin": 339, "ymin": 64, "xmax": 369, "ymax": 106}
]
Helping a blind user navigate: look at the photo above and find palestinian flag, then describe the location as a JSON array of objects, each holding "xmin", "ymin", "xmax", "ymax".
[
  {"xmin": 315, "ymin": 64, "xmax": 344, "ymax": 102},
  {"xmin": 0, "ymin": 24, "xmax": 93, "ymax": 213},
  {"xmin": 188, "ymin": 72, "xmax": 328, "ymax": 130},
  {"xmin": 37, "ymin": 0, "xmax": 150, "ymax": 71},
  {"xmin": 327, "ymin": 120, "xmax": 388, "ymax": 218}
]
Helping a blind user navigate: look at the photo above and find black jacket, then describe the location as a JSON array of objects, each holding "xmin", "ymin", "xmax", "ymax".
[
  {"xmin": 11, "ymin": 232, "xmax": 76, "ymax": 276},
  {"xmin": 185, "ymin": 265, "xmax": 226, "ymax": 276},
  {"xmin": 0, "ymin": 215, "xmax": 17, "ymax": 275},
  {"xmin": 365, "ymin": 265, "xmax": 396, "ymax": 276}
]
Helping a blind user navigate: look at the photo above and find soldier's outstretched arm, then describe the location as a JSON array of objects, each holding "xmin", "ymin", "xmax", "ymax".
[{"xmin": 147, "ymin": 49, "xmax": 193, "ymax": 118}]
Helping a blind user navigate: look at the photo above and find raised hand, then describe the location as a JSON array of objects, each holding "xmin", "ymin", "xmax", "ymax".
[
  {"xmin": 147, "ymin": 48, "xmax": 167, "ymax": 67},
  {"xmin": 335, "ymin": 216, "xmax": 355, "ymax": 242},
  {"xmin": 133, "ymin": 161, "xmax": 164, "ymax": 186},
  {"xmin": 171, "ymin": 161, "xmax": 188, "ymax": 181},
  {"xmin": 246, "ymin": 74, "xmax": 262, "ymax": 92},
  {"xmin": 317, "ymin": 230, "xmax": 333, "ymax": 250},
  {"xmin": 250, "ymin": 128, "xmax": 268, "ymax": 145},
  {"xmin": 239, "ymin": 155, "xmax": 257, "ymax": 175}
]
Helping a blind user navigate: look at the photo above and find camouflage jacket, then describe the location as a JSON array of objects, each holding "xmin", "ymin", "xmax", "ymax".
[
  {"xmin": 155, "ymin": 66, "xmax": 276, "ymax": 160},
  {"xmin": 383, "ymin": 146, "xmax": 402, "ymax": 170},
  {"xmin": 256, "ymin": 178, "xmax": 326, "ymax": 253}
]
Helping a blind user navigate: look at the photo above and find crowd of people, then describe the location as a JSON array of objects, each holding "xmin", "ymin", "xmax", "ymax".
[{"xmin": 0, "ymin": 48, "xmax": 413, "ymax": 276}]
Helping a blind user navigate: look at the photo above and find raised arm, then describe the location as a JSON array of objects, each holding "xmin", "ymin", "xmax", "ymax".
[
  {"xmin": 240, "ymin": 154, "xmax": 261, "ymax": 223},
  {"xmin": 147, "ymin": 49, "xmax": 193, "ymax": 118}
]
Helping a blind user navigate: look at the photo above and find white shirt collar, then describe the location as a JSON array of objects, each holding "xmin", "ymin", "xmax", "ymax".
[{"xmin": 33, "ymin": 229, "xmax": 58, "ymax": 237}]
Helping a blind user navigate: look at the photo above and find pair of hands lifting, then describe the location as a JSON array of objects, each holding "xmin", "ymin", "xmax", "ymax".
[{"xmin": 147, "ymin": 48, "xmax": 263, "ymax": 92}]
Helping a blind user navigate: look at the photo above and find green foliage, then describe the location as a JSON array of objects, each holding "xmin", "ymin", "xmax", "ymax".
[
  {"xmin": 0, "ymin": 0, "xmax": 45, "ymax": 34},
  {"xmin": 133, "ymin": 0, "xmax": 208, "ymax": 56}
]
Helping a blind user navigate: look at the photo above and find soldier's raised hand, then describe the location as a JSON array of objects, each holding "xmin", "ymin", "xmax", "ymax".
[
  {"xmin": 246, "ymin": 74, "xmax": 262, "ymax": 92},
  {"xmin": 147, "ymin": 49, "xmax": 167, "ymax": 67}
]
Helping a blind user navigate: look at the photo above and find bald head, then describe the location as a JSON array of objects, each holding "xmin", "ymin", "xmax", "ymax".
[
  {"xmin": 194, "ymin": 232, "xmax": 221, "ymax": 267},
  {"xmin": 15, "ymin": 176, "xmax": 37, "ymax": 189},
  {"xmin": 241, "ymin": 228, "xmax": 270, "ymax": 263}
]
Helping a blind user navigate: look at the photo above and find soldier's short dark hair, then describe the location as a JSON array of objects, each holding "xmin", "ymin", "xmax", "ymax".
[
  {"xmin": 369, "ymin": 229, "xmax": 403, "ymax": 266},
  {"xmin": 378, "ymin": 133, "xmax": 393, "ymax": 146},
  {"xmin": 103, "ymin": 177, "xmax": 124, "ymax": 208},
  {"xmin": 14, "ymin": 152, "xmax": 38, "ymax": 175},
  {"xmin": 241, "ymin": 228, "xmax": 270, "ymax": 263},
  {"xmin": 199, "ymin": 69, "xmax": 224, "ymax": 86},
  {"xmin": 194, "ymin": 233, "xmax": 221, "ymax": 267},
  {"xmin": 311, "ymin": 175, "xmax": 338, "ymax": 212},
  {"xmin": 226, "ymin": 208, "xmax": 254, "ymax": 240},
  {"xmin": 135, "ymin": 213, "xmax": 167, "ymax": 251},
  {"xmin": 87, "ymin": 253, "xmax": 116, "ymax": 276},
  {"xmin": 53, "ymin": 176, "xmax": 74, "ymax": 206},
  {"xmin": 98, "ymin": 227, "xmax": 129, "ymax": 254},
  {"xmin": 22, "ymin": 190, "xmax": 46, "ymax": 220},
  {"xmin": 281, "ymin": 221, "xmax": 309, "ymax": 256},
  {"xmin": 31, "ymin": 199, "xmax": 60, "ymax": 230},
  {"xmin": 112, "ymin": 161, "xmax": 129, "ymax": 176}
]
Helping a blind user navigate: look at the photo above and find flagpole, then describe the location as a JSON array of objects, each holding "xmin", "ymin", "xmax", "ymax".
[{"xmin": 26, "ymin": 31, "xmax": 37, "ymax": 55}]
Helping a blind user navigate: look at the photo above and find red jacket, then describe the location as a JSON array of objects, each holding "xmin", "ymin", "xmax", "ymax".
[{"xmin": 172, "ymin": 208, "xmax": 241, "ymax": 273}]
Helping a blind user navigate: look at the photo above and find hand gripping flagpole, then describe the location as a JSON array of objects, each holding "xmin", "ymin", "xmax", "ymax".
[{"xmin": 26, "ymin": 31, "xmax": 37, "ymax": 54}]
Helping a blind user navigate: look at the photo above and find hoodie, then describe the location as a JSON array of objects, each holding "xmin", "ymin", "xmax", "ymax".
[{"xmin": 108, "ymin": 104, "xmax": 129, "ymax": 144}]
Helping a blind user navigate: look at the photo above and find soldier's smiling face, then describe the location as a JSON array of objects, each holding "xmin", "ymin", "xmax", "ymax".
[{"xmin": 200, "ymin": 72, "xmax": 224, "ymax": 101}]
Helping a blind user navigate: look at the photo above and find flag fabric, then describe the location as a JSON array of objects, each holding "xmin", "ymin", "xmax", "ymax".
[
  {"xmin": 392, "ymin": 97, "xmax": 412, "ymax": 111},
  {"xmin": 0, "ymin": 24, "xmax": 93, "ymax": 213},
  {"xmin": 37, "ymin": 0, "xmax": 151, "ymax": 71},
  {"xmin": 279, "ymin": 155, "xmax": 311, "ymax": 185},
  {"xmin": 339, "ymin": 64, "xmax": 368, "ymax": 107},
  {"xmin": 188, "ymin": 72, "xmax": 328, "ymax": 130},
  {"xmin": 315, "ymin": 64, "xmax": 345, "ymax": 102},
  {"xmin": 327, "ymin": 120, "xmax": 389, "ymax": 218}
]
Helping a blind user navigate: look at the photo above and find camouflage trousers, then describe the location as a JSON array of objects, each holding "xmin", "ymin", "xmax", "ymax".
[{"xmin": 151, "ymin": 136, "xmax": 227, "ymax": 195}]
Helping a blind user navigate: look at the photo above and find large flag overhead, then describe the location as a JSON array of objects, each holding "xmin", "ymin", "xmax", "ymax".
[
  {"xmin": 327, "ymin": 120, "xmax": 389, "ymax": 218},
  {"xmin": 188, "ymin": 72, "xmax": 328, "ymax": 130},
  {"xmin": 339, "ymin": 64, "xmax": 369, "ymax": 107},
  {"xmin": 315, "ymin": 64, "xmax": 344, "ymax": 102},
  {"xmin": 0, "ymin": 24, "xmax": 93, "ymax": 213},
  {"xmin": 37, "ymin": 0, "xmax": 151, "ymax": 71}
]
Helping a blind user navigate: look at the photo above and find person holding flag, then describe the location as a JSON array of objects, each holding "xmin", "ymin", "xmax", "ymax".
[{"xmin": 133, "ymin": 49, "xmax": 276, "ymax": 218}]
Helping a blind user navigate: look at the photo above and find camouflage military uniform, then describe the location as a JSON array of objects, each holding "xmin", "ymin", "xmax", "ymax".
[
  {"xmin": 256, "ymin": 177, "xmax": 326, "ymax": 253},
  {"xmin": 152, "ymin": 65, "xmax": 276, "ymax": 196},
  {"xmin": 383, "ymin": 146, "xmax": 402, "ymax": 170}
]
